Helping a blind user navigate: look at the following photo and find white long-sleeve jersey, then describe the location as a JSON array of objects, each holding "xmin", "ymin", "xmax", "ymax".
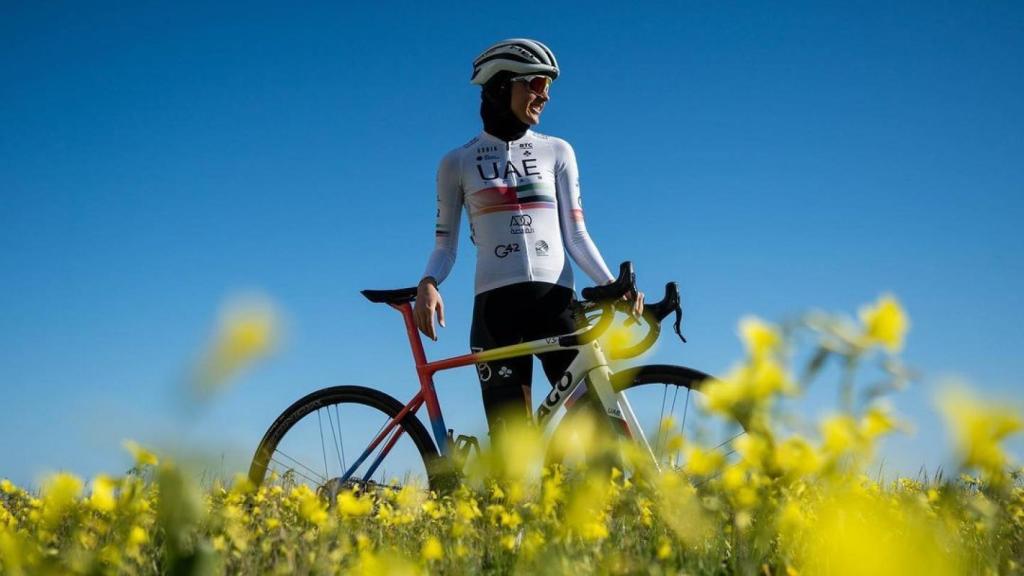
[{"xmin": 423, "ymin": 130, "xmax": 615, "ymax": 294}]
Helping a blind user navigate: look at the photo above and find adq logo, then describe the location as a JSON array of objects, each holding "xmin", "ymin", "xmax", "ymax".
[{"xmin": 509, "ymin": 214, "xmax": 534, "ymax": 234}]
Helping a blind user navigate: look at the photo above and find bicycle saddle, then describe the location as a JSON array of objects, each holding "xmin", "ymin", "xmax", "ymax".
[{"xmin": 361, "ymin": 287, "xmax": 418, "ymax": 304}]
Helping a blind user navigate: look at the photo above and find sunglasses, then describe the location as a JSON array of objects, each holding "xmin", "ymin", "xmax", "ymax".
[{"xmin": 511, "ymin": 74, "xmax": 552, "ymax": 95}]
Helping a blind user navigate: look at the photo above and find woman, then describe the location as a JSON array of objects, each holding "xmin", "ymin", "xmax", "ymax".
[{"xmin": 414, "ymin": 38, "xmax": 642, "ymax": 438}]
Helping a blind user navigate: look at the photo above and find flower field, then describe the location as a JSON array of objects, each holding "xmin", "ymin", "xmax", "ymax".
[{"xmin": 1, "ymin": 296, "xmax": 1022, "ymax": 575}]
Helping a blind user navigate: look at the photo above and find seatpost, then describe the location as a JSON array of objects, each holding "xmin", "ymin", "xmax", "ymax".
[
  {"xmin": 392, "ymin": 302, "xmax": 429, "ymax": 369},
  {"xmin": 390, "ymin": 301, "xmax": 449, "ymax": 454}
]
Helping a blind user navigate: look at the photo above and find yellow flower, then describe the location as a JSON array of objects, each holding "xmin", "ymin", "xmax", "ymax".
[
  {"xmin": 455, "ymin": 498, "xmax": 481, "ymax": 523},
  {"xmin": 129, "ymin": 525, "xmax": 149, "ymax": 546},
  {"xmin": 860, "ymin": 403, "xmax": 903, "ymax": 440},
  {"xmin": 602, "ymin": 322, "xmax": 647, "ymax": 357},
  {"xmin": 701, "ymin": 375, "xmax": 743, "ymax": 416},
  {"xmin": 735, "ymin": 433, "xmax": 770, "ymax": 469},
  {"xmin": 821, "ymin": 414, "xmax": 859, "ymax": 456},
  {"xmin": 938, "ymin": 387, "xmax": 1023, "ymax": 483},
  {"xmin": 701, "ymin": 359, "xmax": 794, "ymax": 418},
  {"xmin": 858, "ymin": 294, "xmax": 909, "ymax": 352},
  {"xmin": 0, "ymin": 527, "xmax": 25, "ymax": 575},
  {"xmin": 420, "ymin": 500, "xmax": 444, "ymax": 520},
  {"xmin": 211, "ymin": 535, "xmax": 227, "ymax": 552},
  {"xmin": 194, "ymin": 293, "xmax": 279, "ymax": 396},
  {"xmin": 749, "ymin": 358, "xmax": 795, "ymax": 398},
  {"xmin": 40, "ymin": 472, "xmax": 83, "ymax": 526},
  {"xmin": 735, "ymin": 486, "xmax": 759, "ymax": 508},
  {"xmin": 0, "ymin": 479, "xmax": 14, "ymax": 494},
  {"xmin": 421, "ymin": 536, "xmax": 443, "ymax": 561},
  {"xmin": 684, "ymin": 444, "xmax": 726, "ymax": 476},
  {"xmin": 656, "ymin": 539, "xmax": 672, "ymax": 560},
  {"xmin": 89, "ymin": 475, "xmax": 117, "ymax": 513},
  {"xmin": 489, "ymin": 419, "xmax": 545, "ymax": 485},
  {"xmin": 499, "ymin": 510, "xmax": 522, "ymax": 529},
  {"xmin": 520, "ymin": 530, "xmax": 545, "ymax": 559},
  {"xmin": 565, "ymin": 476, "xmax": 611, "ymax": 542},
  {"xmin": 293, "ymin": 485, "xmax": 328, "ymax": 527},
  {"xmin": 122, "ymin": 440, "xmax": 159, "ymax": 467},
  {"xmin": 778, "ymin": 499, "xmax": 807, "ymax": 535},
  {"xmin": 720, "ymin": 463, "xmax": 746, "ymax": 491},
  {"xmin": 739, "ymin": 316, "xmax": 782, "ymax": 359},
  {"xmin": 337, "ymin": 490, "xmax": 373, "ymax": 518},
  {"xmin": 773, "ymin": 436, "xmax": 822, "ymax": 477},
  {"xmin": 395, "ymin": 485, "xmax": 425, "ymax": 514},
  {"xmin": 787, "ymin": 489, "xmax": 962, "ymax": 576},
  {"xmin": 578, "ymin": 520, "xmax": 609, "ymax": 541}
]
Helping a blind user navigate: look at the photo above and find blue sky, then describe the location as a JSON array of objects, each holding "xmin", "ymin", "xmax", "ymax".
[{"xmin": 2, "ymin": 1, "xmax": 1022, "ymax": 487}]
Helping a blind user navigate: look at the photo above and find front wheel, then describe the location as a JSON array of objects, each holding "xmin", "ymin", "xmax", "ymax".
[
  {"xmin": 610, "ymin": 364, "xmax": 747, "ymax": 471},
  {"xmin": 248, "ymin": 386, "xmax": 443, "ymax": 492}
]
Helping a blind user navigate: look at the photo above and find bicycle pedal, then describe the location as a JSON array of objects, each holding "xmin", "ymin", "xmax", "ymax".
[{"xmin": 451, "ymin": 433, "xmax": 481, "ymax": 460}]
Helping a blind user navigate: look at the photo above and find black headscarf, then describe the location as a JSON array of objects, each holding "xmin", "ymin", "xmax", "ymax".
[{"xmin": 480, "ymin": 71, "xmax": 529, "ymax": 142}]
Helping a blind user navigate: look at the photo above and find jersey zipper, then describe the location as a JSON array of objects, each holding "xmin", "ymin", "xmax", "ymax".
[{"xmin": 506, "ymin": 139, "xmax": 533, "ymax": 281}]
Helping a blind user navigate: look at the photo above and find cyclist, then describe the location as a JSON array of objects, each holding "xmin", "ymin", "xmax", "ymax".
[{"xmin": 414, "ymin": 38, "xmax": 643, "ymax": 438}]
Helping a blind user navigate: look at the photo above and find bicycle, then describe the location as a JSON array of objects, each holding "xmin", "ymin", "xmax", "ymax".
[{"xmin": 248, "ymin": 262, "xmax": 744, "ymax": 494}]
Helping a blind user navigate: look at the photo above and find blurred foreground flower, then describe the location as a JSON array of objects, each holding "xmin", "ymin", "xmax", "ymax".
[
  {"xmin": 859, "ymin": 294, "xmax": 909, "ymax": 352},
  {"xmin": 938, "ymin": 386, "xmax": 1023, "ymax": 485},
  {"xmin": 40, "ymin": 472, "xmax": 83, "ymax": 527},
  {"xmin": 785, "ymin": 488, "xmax": 962, "ymax": 576},
  {"xmin": 192, "ymin": 293, "xmax": 280, "ymax": 399},
  {"xmin": 123, "ymin": 439, "xmax": 159, "ymax": 468},
  {"xmin": 739, "ymin": 315, "xmax": 782, "ymax": 359}
]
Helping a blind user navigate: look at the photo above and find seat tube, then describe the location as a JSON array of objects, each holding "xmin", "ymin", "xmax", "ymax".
[{"xmin": 392, "ymin": 302, "xmax": 449, "ymax": 455}]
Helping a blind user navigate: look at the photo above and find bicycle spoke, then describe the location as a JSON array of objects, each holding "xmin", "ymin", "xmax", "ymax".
[
  {"xmin": 326, "ymin": 406, "xmax": 345, "ymax": 473},
  {"xmin": 335, "ymin": 403, "xmax": 347, "ymax": 472},
  {"xmin": 249, "ymin": 387, "xmax": 437, "ymax": 494},
  {"xmin": 654, "ymin": 384, "xmax": 669, "ymax": 459},
  {"xmin": 270, "ymin": 449, "xmax": 328, "ymax": 484},
  {"xmin": 673, "ymin": 388, "xmax": 691, "ymax": 468},
  {"xmin": 268, "ymin": 458, "xmax": 324, "ymax": 486},
  {"xmin": 712, "ymin": 430, "xmax": 745, "ymax": 453},
  {"xmin": 317, "ymin": 410, "xmax": 330, "ymax": 479},
  {"xmin": 264, "ymin": 457, "xmax": 323, "ymax": 483},
  {"xmin": 666, "ymin": 385, "xmax": 680, "ymax": 465}
]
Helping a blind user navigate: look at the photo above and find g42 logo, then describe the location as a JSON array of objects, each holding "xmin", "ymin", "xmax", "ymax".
[{"xmin": 494, "ymin": 243, "xmax": 521, "ymax": 258}]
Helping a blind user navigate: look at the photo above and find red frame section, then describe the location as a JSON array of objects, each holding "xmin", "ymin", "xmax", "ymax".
[{"xmin": 391, "ymin": 301, "xmax": 484, "ymax": 455}]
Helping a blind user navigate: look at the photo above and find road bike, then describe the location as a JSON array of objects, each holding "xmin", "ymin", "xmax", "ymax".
[{"xmin": 248, "ymin": 263, "xmax": 744, "ymax": 494}]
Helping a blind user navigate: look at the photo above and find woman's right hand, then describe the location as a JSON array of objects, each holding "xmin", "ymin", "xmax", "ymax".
[{"xmin": 414, "ymin": 277, "xmax": 445, "ymax": 341}]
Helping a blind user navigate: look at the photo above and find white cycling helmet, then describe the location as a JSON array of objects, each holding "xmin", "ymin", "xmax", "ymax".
[{"xmin": 470, "ymin": 38, "xmax": 560, "ymax": 85}]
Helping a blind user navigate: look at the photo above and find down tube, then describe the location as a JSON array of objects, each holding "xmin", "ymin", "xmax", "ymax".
[{"xmin": 340, "ymin": 396, "xmax": 424, "ymax": 482}]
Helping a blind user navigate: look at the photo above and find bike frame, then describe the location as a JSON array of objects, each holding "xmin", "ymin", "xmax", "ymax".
[{"xmin": 339, "ymin": 300, "xmax": 660, "ymax": 484}]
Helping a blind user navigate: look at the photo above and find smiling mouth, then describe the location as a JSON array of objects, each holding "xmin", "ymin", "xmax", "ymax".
[{"xmin": 529, "ymin": 103, "xmax": 544, "ymax": 115}]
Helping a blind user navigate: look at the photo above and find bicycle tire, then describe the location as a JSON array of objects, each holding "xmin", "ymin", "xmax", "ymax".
[
  {"xmin": 617, "ymin": 364, "xmax": 748, "ymax": 466},
  {"xmin": 248, "ymin": 385, "xmax": 443, "ymax": 491},
  {"xmin": 611, "ymin": 364, "xmax": 713, "ymax": 394},
  {"xmin": 552, "ymin": 364, "xmax": 745, "ymax": 472}
]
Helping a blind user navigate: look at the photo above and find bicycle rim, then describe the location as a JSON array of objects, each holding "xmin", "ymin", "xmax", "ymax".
[
  {"xmin": 611, "ymin": 364, "xmax": 747, "ymax": 474},
  {"xmin": 248, "ymin": 386, "xmax": 440, "ymax": 493}
]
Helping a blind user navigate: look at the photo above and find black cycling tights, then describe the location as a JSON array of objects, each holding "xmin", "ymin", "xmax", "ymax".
[{"xmin": 470, "ymin": 282, "xmax": 579, "ymax": 437}]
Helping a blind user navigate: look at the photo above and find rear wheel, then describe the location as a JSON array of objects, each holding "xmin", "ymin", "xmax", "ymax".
[{"xmin": 248, "ymin": 386, "xmax": 443, "ymax": 493}]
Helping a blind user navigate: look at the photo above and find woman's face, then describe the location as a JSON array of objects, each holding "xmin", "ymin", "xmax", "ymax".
[{"xmin": 510, "ymin": 79, "xmax": 550, "ymax": 125}]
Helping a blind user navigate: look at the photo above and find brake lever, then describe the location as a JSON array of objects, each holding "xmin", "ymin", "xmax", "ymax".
[{"xmin": 673, "ymin": 306, "xmax": 687, "ymax": 343}]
